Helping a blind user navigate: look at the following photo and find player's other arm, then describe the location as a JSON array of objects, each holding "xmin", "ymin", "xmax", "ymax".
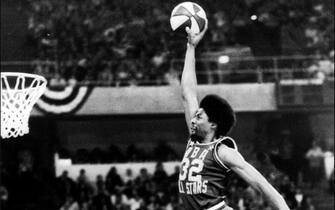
[
  {"xmin": 181, "ymin": 22, "xmax": 208, "ymax": 132},
  {"xmin": 217, "ymin": 146, "xmax": 290, "ymax": 210}
]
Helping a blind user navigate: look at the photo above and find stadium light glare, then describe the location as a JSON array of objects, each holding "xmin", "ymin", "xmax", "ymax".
[
  {"xmin": 251, "ymin": 15, "xmax": 257, "ymax": 20},
  {"xmin": 218, "ymin": 55, "xmax": 230, "ymax": 64}
]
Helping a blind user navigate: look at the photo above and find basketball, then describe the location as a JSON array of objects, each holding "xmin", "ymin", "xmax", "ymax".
[{"xmin": 170, "ymin": 2, "xmax": 207, "ymax": 34}]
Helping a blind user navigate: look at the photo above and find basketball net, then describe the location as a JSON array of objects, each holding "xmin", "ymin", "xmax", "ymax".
[{"xmin": 1, "ymin": 72, "xmax": 47, "ymax": 139}]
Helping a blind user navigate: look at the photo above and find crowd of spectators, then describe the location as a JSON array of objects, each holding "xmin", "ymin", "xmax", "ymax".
[
  {"xmin": 1, "ymin": 150, "xmax": 321, "ymax": 210},
  {"xmin": 19, "ymin": 0, "xmax": 333, "ymax": 86},
  {"xmin": 54, "ymin": 158, "xmax": 318, "ymax": 210},
  {"xmin": 0, "ymin": 128, "xmax": 333, "ymax": 210},
  {"xmin": 2, "ymin": 137, "xmax": 333, "ymax": 210}
]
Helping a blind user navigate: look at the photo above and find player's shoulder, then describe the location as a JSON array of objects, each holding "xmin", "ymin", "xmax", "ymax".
[
  {"xmin": 215, "ymin": 136, "xmax": 238, "ymax": 151},
  {"xmin": 215, "ymin": 137, "xmax": 239, "ymax": 159},
  {"xmin": 213, "ymin": 136, "xmax": 240, "ymax": 170}
]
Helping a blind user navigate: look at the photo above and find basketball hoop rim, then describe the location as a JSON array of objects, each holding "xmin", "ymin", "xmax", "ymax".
[
  {"xmin": 1, "ymin": 72, "xmax": 47, "ymax": 84},
  {"xmin": 1, "ymin": 72, "xmax": 48, "ymax": 139}
]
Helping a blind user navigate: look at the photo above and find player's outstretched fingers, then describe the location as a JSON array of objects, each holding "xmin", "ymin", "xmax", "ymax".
[
  {"xmin": 185, "ymin": 26, "xmax": 192, "ymax": 34},
  {"xmin": 186, "ymin": 21, "xmax": 207, "ymax": 47},
  {"xmin": 185, "ymin": 26, "xmax": 194, "ymax": 40}
]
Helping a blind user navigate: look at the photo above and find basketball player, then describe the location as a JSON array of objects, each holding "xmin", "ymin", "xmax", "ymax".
[{"xmin": 178, "ymin": 21, "xmax": 290, "ymax": 210}]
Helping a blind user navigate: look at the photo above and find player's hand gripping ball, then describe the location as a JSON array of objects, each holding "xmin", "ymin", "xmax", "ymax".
[{"xmin": 170, "ymin": 2, "xmax": 207, "ymax": 34}]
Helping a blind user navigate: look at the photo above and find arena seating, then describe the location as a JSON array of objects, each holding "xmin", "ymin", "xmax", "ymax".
[{"xmin": 16, "ymin": 0, "xmax": 333, "ymax": 86}]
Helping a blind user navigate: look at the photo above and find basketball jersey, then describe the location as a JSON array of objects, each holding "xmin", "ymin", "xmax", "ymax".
[{"xmin": 178, "ymin": 136, "xmax": 237, "ymax": 210}]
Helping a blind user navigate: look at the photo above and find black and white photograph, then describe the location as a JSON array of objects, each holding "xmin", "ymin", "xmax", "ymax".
[{"xmin": 1, "ymin": 0, "xmax": 334, "ymax": 209}]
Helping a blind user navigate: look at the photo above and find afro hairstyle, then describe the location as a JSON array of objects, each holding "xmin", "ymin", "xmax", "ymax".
[{"xmin": 199, "ymin": 94, "xmax": 236, "ymax": 137}]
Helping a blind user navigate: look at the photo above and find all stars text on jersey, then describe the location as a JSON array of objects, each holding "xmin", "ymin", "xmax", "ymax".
[{"xmin": 178, "ymin": 179, "xmax": 208, "ymax": 194}]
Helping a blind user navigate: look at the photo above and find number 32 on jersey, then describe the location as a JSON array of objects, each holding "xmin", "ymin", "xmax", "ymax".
[
  {"xmin": 179, "ymin": 158, "xmax": 203, "ymax": 181},
  {"xmin": 179, "ymin": 157, "xmax": 208, "ymax": 194}
]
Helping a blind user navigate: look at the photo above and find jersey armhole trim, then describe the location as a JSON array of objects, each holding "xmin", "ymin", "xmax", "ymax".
[{"xmin": 213, "ymin": 137, "xmax": 238, "ymax": 171}]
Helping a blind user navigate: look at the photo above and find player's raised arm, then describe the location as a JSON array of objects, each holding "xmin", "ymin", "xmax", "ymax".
[
  {"xmin": 181, "ymin": 21, "xmax": 208, "ymax": 133},
  {"xmin": 217, "ymin": 146, "xmax": 290, "ymax": 210}
]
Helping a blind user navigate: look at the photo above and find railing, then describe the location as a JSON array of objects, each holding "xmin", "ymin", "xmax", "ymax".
[{"xmin": 1, "ymin": 55, "xmax": 333, "ymax": 86}]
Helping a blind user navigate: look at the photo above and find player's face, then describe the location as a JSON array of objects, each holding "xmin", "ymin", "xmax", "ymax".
[{"xmin": 190, "ymin": 108, "xmax": 212, "ymax": 139}]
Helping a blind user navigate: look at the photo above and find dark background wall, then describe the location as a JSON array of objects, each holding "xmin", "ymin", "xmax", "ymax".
[{"xmin": 1, "ymin": 0, "xmax": 31, "ymax": 61}]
